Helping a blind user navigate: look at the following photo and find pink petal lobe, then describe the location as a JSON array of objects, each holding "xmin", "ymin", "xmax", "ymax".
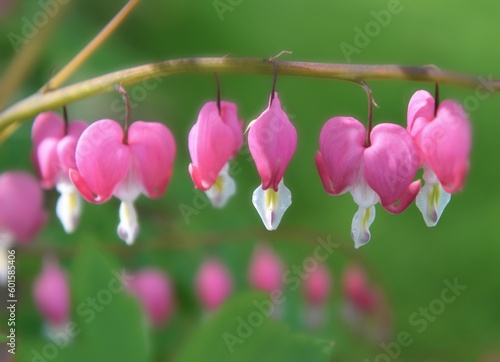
[
  {"xmin": 0, "ymin": 172, "xmax": 46, "ymax": 243},
  {"xmin": 421, "ymin": 100, "xmax": 471, "ymax": 193},
  {"xmin": 219, "ymin": 101, "xmax": 244, "ymax": 157},
  {"xmin": 57, "ymin": 122, "xmax": 88, "ymax": 176},
  {"xmin": 382, "ymin": 180, "xmax": 422, "ymax": 214},
  {"xmin": 407, "ymin": 90, "xmax": 435, "ymax": 138},
  {"xmin": 188, "ymin": 102, "xmax": 238, "ymax": 190},
  {"xmin": 31, "ymin": 112, "xmax": 64, "ymax": 149},
  {"xmin": 248, "ymin": 93, "xmax": 297, "ymax": 191},
  {"xmin": 36, "ymin": 138, "xmax": 60, "ymax": 188},
  {"xmin": 73, "ymin": 120, "xmax": 130, "ymax": 203},
  {"xmin": 364, "ymin": 123, "xmax": 419, "ymax": 207},
  {"xmin": 315, "ymin": 151, "xmax": 336, "ymax": 195},
  {"xmin": 128, "ymin": 121, "xmax": 176, "ymax": 198},
  {"xmin": 317, "ymin": 117, "xmax": 365, "ymax": 195}
]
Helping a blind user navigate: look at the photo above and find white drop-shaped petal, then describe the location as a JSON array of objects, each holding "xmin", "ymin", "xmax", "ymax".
[
  {"xmin": 351, "ymin": 205, "xmax": 376, "ymax": 249},
  {"xmin": 252, "ymin": 179, "xmax": 291, "ymax": 231},
  {"xmin": 56, "ymin": 182, "xmax": 82, "ymax": 234},
  {"xmin": 416, "ymin": 181, "xmax": 451, "ymax": 227},
  {"xmin": 117, "ymin": 201, "xmax": 139, "ymax": 245},
  {"xmin": 205, "ymin": 163, "xmax": 236, "ymax": 208}
]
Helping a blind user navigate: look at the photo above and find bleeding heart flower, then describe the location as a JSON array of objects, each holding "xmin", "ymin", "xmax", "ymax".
[
  {"xmin": 33, "ymin": 259, "xmax": 70, "ymax": 328},
  {"xmin": 248, "ymin": 92, "xmax": 297, "ymax": 230},
  {"xmin": 188, "ymin": 101, "xmax": 243, "ymax": 207},
  {"xmin": 248, "ymin": 243, "xmax": 283, "ymax": 293},
  {"xmin": 70, "ymin": 119, "xmax": 176, "ymax": 245},
  {"xmin": 0, "ymin": 171, "xmax": 46, "ymax": 285},
  {"xmin": 303, "ymin": 263, "xmax": 332, "ymax": 329},
  {"xmin": 0, "ymin": 171, "xmax": 46, "ymax": 245},
  {"xmin": 304, "ymin": 263, "xmax": 332, "ymax": 306},
  {"xmin": 315, "ymin": 117, "xmax": 421, "ymax": 248},
  {"xmin": 195, "ymin": 257, "xmax": 233, "ymax": 312},
  {"xmin": 341, "ymin": 263, "xmax": 392, "ymax": 343},
  {"xmin": 125, "ymin": 268, "xmax": 175, "ymax": 328},
  {"xmin": 342, "ymin": 263, "xmax": 377, "ymax": 313},
  {"xmin": 32, "ymin": 112, "xmax": 88, "ymax": 233},
  {"xmin": 407, "ymin": 90, "xmax": 471, "ymax": 226}
]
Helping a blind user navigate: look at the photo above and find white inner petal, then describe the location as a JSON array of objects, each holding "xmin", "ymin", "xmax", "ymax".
[
  {"xmin": 113, "ymin": 169, "xmax": 142, "ymax": 202},
  {"xmin": 56, "ymin": 181, "xmax": 82, "ymax": 234},
  {"xmin": 416, "ymin": 180, "xmax": 451, "ymax": 227},
  {"xmin": 117, "ymin": 201, "xmax": 139, "ymax": 245},
  {"xmin": 351, "ymin": 205, "xmax": 376, "ymax": 249},
  {"xmin": 252, "ymin": 179, "xmax": 292, "ymax": 231},
  {"xmin": 205, "ymin": 163, "xmax": 236, "ymax": 208},
  {"xmin": 350, "ymin": 179, "xmax": 380, "ymax": 208}
]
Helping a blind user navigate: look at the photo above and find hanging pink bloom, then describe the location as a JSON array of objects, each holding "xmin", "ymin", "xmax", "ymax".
[
  {"xmin": 126, "ymin": 268, "xmax": 175, "ymax": 328},
  {"xmin": 304, "ymin": 263, "xmax": 332, "ymax": 306},
  {"xmin": 341, "ymin": 263, "xmax": 392, "ymax": 343},
  {"xmin": 248, "ymin": 243, "xmax": 283, "ymax": 293},
  {"xmin": 32, "ymin": 112, "xmax": 88, "ymax": 233},
  {"xmin": 33, "ymin": 259, "xmax": 70, "ymax": 328},
  {"xmin": 0, "ymin": 171, "xmax": 46, "ymax": 244},
  {"xmin": 248, "ymin": 92, "xmax": 297, "ymax": 230},
  {"xmin": 407, "ymin": 90, "xmax": 471, "ymax": 226},
  {"xmin": 342, "ymin": 264, "xmax": 377, "ymax": 313},
  {"xmin": 315, "ymin": 117, "xmax": 420, "ymax": 248},
  {"xmin": 195, "ymin": 257, "xmax": 233, "ymax": 312},
  {"xmin": 188, "ymin": 101, "xmax": 243, "ymax": 207},
  {"xmin": 303, "ymin": 263, "xmax": 332, "ymax": 329},
  {"xmin": 70, "ymin": 119, "xmax": 176, "ymax": 245}
]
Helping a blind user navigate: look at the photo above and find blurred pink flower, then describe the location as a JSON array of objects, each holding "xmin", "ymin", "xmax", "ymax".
[
  {"xmin": 32, "ymin": 112, "xmax": 88, "ymax": 233},
  {"xmin": 70, "ymin": 119, "xmax": 176, "ymax": 244},
  {"xmin": 342, "ymin": 264, "xmax": 377, "ymax": 313},
  {"xmin": 407, "ymin": 90, "xmax": 471, "ymax": 226},
  {"xmin": 126, "ymin": 268, "xmax": 175, "ymax": 328},
  {"xmin": 304, "ymin": 263, "xmax": 332, "ymax": 306},
  {"xmin": 33, "ymin": 259, "xmax": 70, "ymax": 328},
  {"xmin": 195, "ymin": 258, "xmax": 233, "ymax": 312},
  {"xmin": 248, "ymin": 243, "xmax": 283, "ymax": 293},
  {"xmin": 248, "ymin": 92, "xmax": 297, "ymax": 230},
  {"xmin": 315, "ymin": 116, "xmax": 420, "ymax": 248},
  {"xmin": 0, "ymin": 171, "xmax": 46, "ymax": 244},
  {"xmin": 341, "ymin": 263, "xmax": 392, "ymax": 343},
  {"xmin": 188, "ymin": 101, "xmax": 243, "ymax": 207}
]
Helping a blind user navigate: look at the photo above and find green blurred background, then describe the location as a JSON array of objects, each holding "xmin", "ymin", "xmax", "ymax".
[{"xmin": 1, "ymin": 0, "xmax": 499, "ymax": 361}]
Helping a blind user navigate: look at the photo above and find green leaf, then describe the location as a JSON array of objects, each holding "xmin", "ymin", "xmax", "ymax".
[
  {"xmin": 175, "ymin": 291, "xmax": 334, "ymax": 362},
  {"xmin": 67, "ymin": 244, "xmax": 150, "ymax": 362},
  {"xmin": 0, "ymin": 333, "xmax": 7, "ymax": 343}
]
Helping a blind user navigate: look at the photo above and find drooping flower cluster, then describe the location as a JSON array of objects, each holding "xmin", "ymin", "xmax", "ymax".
[
  {"xmin": 248, "ymin": 93, "xmax": 297, "ymax": 231},
  {"xmin": 18, "ymin": 86, "xmax": 470, "ymax": 247},
  {"xmin": 188, "ymin": 101, "xmax": 243, "ymax": 207},
  {"xmin": 315, "ymin": 90, "xmax": 471, "ymax": 247},
  {"xmin": 32, "ymin": 112, "xmax": 88, "ymax": 233},
  {"xmin": 407, "ymin": 90, "xmax": 471, "ymax": 226},
  {"xmin": 69, "ymin": 119, "xmax": 176, "ymax": 245}
]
